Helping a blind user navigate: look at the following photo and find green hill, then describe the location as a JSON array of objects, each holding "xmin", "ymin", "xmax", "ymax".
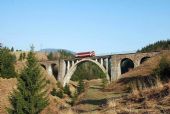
[{"xmin": 137, "ymin": 39, "xmax": 170, "ymax": 53}]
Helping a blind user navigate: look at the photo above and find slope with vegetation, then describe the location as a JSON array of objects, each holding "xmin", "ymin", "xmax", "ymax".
[
  {"xmin": 7, "ymin": 48, "xmax": 49, "ymax": 114},
  {"xmin": 102, "ymin": 40, "xmax": 170, "ymax": 113},
  {"xmin": 42, "ymin": 49, "xmax": 75, "ymax": 60},
  {"xmin": 0, "ymin": 47, "xmax": 16, "ymax": 78},
  {"xmin": 101, "ymin": 51, "xmax": 170, "ymax": 114},
  {"xmin": 2, "ymin": 40, "xmax": 170, "ymax": 114},
  {"xmin": 71, "ymin": 61, "xmax": 106, "ymax": 81},
  {"xmin": 0, "ymin": 46, "xmax": 62, "ymax": 114},
  {"xmin": 137, "ymin": 39, "xmax": 170, "ymax": 53}
]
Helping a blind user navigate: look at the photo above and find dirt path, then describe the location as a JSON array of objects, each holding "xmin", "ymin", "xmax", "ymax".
[{"xmin": 73, "ymin": 79, "xmax": 122, "ymax": 114}]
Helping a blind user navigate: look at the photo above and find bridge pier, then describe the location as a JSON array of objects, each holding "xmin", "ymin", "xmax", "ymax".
[
  {"xmin": 100, "ymin": 58, "xmax": 104, "ymax": 66},
  {"xmin": 58, "ymin": 60, "xmax": 66, "ymax": 83},
  {"xmin": 104, "ymin": 58, "xmax": 109, "ymax": 75},
  {"xmin": 71, "ymin": 61, "xmax": 74, "ymax": 67},
  {"xmin": 110, "ymin": 55, "xmax": 119, "ymax": 81},
  {"xmin": 47, "ymin": 65, "xmax": 53, "ymax": 76}
]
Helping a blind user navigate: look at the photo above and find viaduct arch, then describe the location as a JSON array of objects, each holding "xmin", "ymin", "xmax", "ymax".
[
  {"xmin": 120, "ymin": 58, "xmax": 134, "ymax": 74},
  {"xmin": 63, "ymin": 58, "xmax": 110, "ymax": 86},
  {"xmin": 39, "ymin": 51, "xmax": 160, "ymax": 87}
]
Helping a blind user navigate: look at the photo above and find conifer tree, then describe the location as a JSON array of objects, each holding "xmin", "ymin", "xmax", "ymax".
[
  {"xmin": 0, "ymin": 47, "xmax": 16, "ymax": 78},
  {"xmin": 77, "ymin": 80, "xmax": 85, "ymax": 95},
  {"xmin": 19, "ymin": 53, "xmax": 23, "ymax": 61},
  {"xmin": 7, "ymin": 49, "xmax": 49, "ymax": 114},
  {"xmin": 63, "ymin": 84, "xmax": 71, "ymax": 97},
  {"xmin": 11, "ymin": 47, "xmax": 14, "ymax": 52},
  {"xmin": 23, "ymin": 52, "xmax": 26, "ymax": 60},
  {"xmin": 47, "ymin": 52, "xmax": 53, "ymax": 60}
]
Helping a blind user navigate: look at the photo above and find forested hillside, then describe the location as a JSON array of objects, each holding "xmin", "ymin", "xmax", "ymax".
[
  {"xmin": 47, "ymin": 49, "xmax": 74, "ymax": 60},
  {"xmin": 137, "ymin": 39, "xmax": 170, "ymax": 53},
  {"xmin": 71, "ymin": 62, "xmax": 106, "ymax": 81}
]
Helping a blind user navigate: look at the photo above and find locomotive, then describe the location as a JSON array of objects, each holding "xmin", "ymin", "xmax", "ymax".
[{"xmin": 75, "ymin": 51, "xmax": 95, "ymax": 58}]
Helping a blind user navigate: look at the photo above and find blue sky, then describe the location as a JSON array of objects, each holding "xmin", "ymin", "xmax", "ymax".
[{"xmin": 0, "ymin": 0, "xmax": 170, "ymax": 54}]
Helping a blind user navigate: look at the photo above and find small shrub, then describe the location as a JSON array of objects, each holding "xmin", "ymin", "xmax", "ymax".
[
  {"xmin": 102, "ymin": 78, "xmax": 108, "ymax": 89},
  {"xmin": 51, "ymin": 88, "xmax": 64, "ymax": 98},
  {"xmin": 57, "ymin": 82, "xmax": 63, "ymax": 89},
  {"xmin": 46, "ymin": 80, "xmax": 50, "ymax": 84},
  {"xmin": 63, "ymin": 84, "xmax": 71, "ymax": 97},
  {"xmin": 69, "ymin": 80, "xmax": 85, "ymax": 106},
  {"xmin": 23, "ymin": 52, "xmax": 26, "ymax": 59},
  {"xmin": 19, "ymin": 53, "xmax": 23, "ymax": 61},
  {"xmin": 51, "ymin": 88, "xmax": 57, "ymax": 96},
  {"xmin": 153, "ymin": 56, "xmax": 170, "ymax": 82},
  {"xmin": 70, "ymin": 91, "xmax": 78, "ymax": 106}
]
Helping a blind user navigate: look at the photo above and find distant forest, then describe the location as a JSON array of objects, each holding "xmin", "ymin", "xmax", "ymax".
[
  {"xmin": 137, "ymin": 39, "xmax": 170, "ymax": 53},
  {"xmin": 71, "ymin": 62, "xmax": 106, "ymax": 81}
]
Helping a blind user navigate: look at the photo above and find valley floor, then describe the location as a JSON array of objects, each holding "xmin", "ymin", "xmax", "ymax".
[
  {"xmin": 61, "ymin": 79, "xmax": 170, "ymax": 114},
  {"xmin": 72, "ymin": 79, "xmax": 124, "ymax": 114}
]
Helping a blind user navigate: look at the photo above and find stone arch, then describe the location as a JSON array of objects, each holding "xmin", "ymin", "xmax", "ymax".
[
  {"xmin": 63, "ymin": 58, "xmax": 110, "ymax": 87},
  {"xmin": 40, "ymin": 64, "xmax": 46, "ymax": 70},
  {"xmin": 120, "ymin": 58, "xmax": 134, "ymax": 74},
  {"xmin": 140, "ymin": 56, "xmax": 150, "ymax": 64},
  {"xmin": 51, "ymin": 63, "xmax": 58, "ymax": 80}
]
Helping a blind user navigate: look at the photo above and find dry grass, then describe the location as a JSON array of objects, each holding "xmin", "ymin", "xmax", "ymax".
[
  {"xmin": 112, "ymin": 52, "xmax": 170, "ymax": 92},
  {"xmin": 102, "ymin": 52, "xmax": 170, "ymax": 114},
  {"xmin": 13, "ymin": 51, "xmax": 48, "ymax": 61},
  {"xmin": 103, "ymin": 81, "xmax": 127, "ymax": 93},
  {"xmin": 59, "ymin": 109, "xmax": 76, "ymax": 114},
  {"xmin": 40, "ymin": 97, "xmax": 60, "ymax": 114},
  {"xmin": 0, "ymin": 78, "xmax": 17, "ymax": 114},
  {"xmin": 106, "ymin": 99, "xmax": 117, "ymax": 109},
  {"xmin": 120, "ymin": 81, "xmax": 170, "ymax": 113},
  {"xmin": 0, "ymin": 66, "xmax": 66, "ymax": 114}
]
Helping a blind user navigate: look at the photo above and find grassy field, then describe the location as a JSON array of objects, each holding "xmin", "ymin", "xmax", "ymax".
[{"xmin": 72, "ymin": 79, "xmax": 123, "ymax": 114}]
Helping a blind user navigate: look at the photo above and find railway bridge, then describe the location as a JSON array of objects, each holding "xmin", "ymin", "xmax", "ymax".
[{"xmin": 39, "ymin": 52, "xmax": 159, "ymax": 87}]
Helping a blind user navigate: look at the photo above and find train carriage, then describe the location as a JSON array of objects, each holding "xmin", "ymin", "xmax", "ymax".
[{"xmin": 75, "ymin": 51, "xmax": 95, "ymax": 58}]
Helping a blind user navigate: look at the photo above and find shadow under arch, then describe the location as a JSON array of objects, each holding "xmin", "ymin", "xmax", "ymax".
[
  {"xmin": 51, "ymin": 63, "xmax": 58, "ymax": 80},
  {"xmin": 140, "ymin": 56, "xmax": 150, "ymax": 64},
  {"xmin": 121, "ymin": 58, "xmax": 134, "ymax": 74},
  {"xmin": 63, "ymin": 58, "xmax": 110, "ymax": 87},
  {"xmin": 40, "ymin": 64, "xmax": 46, "ymax": 70}
]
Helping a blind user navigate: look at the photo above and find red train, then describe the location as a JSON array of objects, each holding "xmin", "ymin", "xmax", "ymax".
[{"xmin": 75, "ymin": 51, "xmax": 95, "ymax": 58}]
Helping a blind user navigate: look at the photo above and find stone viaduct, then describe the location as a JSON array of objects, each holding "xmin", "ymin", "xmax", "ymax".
[{"xmin": 39, "ymin": 52, "xmax": 160, "ymax": 87}]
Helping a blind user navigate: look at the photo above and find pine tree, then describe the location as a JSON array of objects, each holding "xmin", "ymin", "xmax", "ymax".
[
  {"xmin": 7, "ymin": 50, "xmax": 49, "ymax": 114},
  {"xmin": 77, "ymin": 80, "xmax": 85, "ymax": 95},
  {"xmin": 63, "ymin": 84, "xmax": 71, "ymax": 97},
  {"xmin": 19, "ymin": 53, "xmax": 23, "ymax": 61},
  {"xmin": 23, "ymin": 52, "xmax": 26, "ymax": 60},
  {"xmin": 0, "ymin": 47, "xmax": 16, "ymax": 78},
  {"xmin": 11, "ymin": 47, "xmax": 14, "ymax": 52},
  {"xmin": 47, "ymin": 52, "xmax": 53, "ymax": 60}
]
